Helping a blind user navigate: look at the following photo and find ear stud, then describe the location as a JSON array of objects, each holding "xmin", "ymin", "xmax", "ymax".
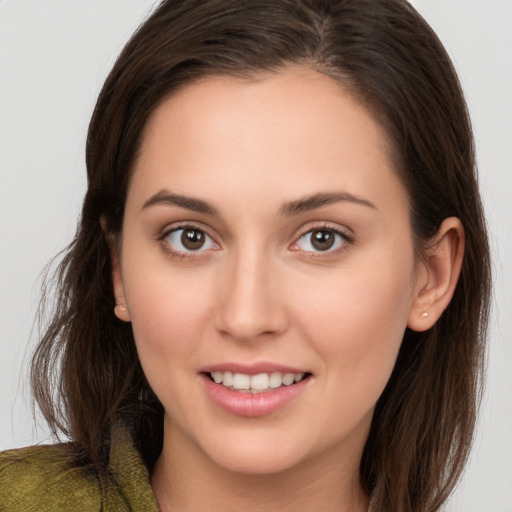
[{"xmin": 421, "ymin": 311, "xmax": 429, "ymax": 318}]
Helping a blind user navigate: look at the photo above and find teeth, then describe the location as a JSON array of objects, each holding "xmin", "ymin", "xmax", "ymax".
[
  {"xmin": 232, "ymin": 373, "xmax": 250, "ymax": 390},
  {"xmin": 223, "ymin": 371, "xmax": 233, "ymax": 387},
  {"xmin": 282, "ymin": 373, "xmax": 295, "ymax": 386},
  {"xmin": 209, "ymin": 371, "xmax": 306, "ymax": 392},
  {"xmin": 251, "ymin": 373, "xmax": 269, "ymax": 390},
  {"xmin": 269, "ymin": 372, "xmax": 283, "ymax": 389}
]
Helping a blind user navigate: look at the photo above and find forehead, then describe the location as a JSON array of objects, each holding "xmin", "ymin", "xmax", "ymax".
[{"xmin": 129, "ymin": 67, "xmax": 407, "ymax": 216}]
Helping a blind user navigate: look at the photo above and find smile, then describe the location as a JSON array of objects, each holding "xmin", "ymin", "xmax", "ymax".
[
  {"xmin": 201, "ymin": 367, "xmax": 312, "ymax": 417},
  {"xmin": 208, "ymin": 371, "xmax": 308, "ymax": 393}
]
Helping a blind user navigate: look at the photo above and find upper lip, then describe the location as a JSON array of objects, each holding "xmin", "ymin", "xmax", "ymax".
[{"xmin": 199, "ymin": 362, "xmax": 310, "ymax": 375}]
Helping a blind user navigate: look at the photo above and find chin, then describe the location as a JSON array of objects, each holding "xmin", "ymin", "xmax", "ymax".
[
  {"xmin": 198, "ymin": 427, "xmax": 321, "ymax": 476},
  {"xmin": 210, "ymin": 447, "xmax": 305, "ymax": 476}
]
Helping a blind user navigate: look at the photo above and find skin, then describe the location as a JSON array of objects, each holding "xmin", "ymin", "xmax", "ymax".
[{"xmin": 110, "ymin": 67, "xmax": 464, "ymax": 512}]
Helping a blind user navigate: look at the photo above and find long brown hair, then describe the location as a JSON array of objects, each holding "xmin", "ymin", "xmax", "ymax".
[{"xmin": 31, "ymin": 1, "xmax": 491, "ymax": 510}]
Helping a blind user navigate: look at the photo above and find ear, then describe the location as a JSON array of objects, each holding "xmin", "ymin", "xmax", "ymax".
[
  {"xmin": 101, "ymin": 216, "xmax": 131, "ymax": 323},
  {"xmin": 408, "ymin": 217, "xmax": 464, "ymax": 332}
]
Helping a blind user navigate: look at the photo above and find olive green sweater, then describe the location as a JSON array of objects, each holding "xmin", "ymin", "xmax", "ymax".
[
  {"xmin": 1, "ymin": 431, "xmax": 377, "ymax": 511},
  {"xmin": 0, "ymin": 429, "xmax": 159, "ymax": 511}
]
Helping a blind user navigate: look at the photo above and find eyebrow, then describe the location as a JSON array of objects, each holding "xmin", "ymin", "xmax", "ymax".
[
  {"xmin": 141, "ymin": 189, "xmax": 376, "ymax": 216},
  {"xmin": 141, "ymin": 190, "xmax": 218, "ymax": 215},
  {"xmin": 280, "ymin": 192, "xmax": 377, "ymax": 216}
]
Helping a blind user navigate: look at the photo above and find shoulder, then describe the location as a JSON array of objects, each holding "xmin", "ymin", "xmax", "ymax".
[{"xmin": 0, "ymin": 443, "xmax": 101, "ymax": 511}]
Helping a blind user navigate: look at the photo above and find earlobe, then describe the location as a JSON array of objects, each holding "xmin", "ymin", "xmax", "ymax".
[
  {"xmin": 408, "ymin": 217, "xmax": 464, "ymax": 332},
  {"xmin": 114, "ymin": 302, "xmax": 131, "ymax": 322},
  {"xmin": 111, "ymin": 250, "xmax": 131, "ymax": 323},
  {"xmin": 112, "ymin": 258, "xmax": 131, "ymax": 323},
  {"xmin": 101, "ymin": 216, "xmax": 131, "ymax": 323}
]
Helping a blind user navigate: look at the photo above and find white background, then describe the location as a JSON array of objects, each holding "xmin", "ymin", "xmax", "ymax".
[{"xmin": 0, "ymin": 1, "xmax": 510, "ymax": 510}]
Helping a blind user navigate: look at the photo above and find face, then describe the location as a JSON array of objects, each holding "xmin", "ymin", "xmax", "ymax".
[{"xmin": 113, "ymin": 67, "xmax": 424, "ymax": 477}]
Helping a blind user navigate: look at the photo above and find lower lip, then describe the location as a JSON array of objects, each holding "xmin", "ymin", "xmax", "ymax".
[{"xmin": 201, "ymin": 374, "xmax": 310, "ymax": 417}]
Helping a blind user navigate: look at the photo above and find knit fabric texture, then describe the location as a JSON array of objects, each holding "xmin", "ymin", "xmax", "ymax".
[
  {"xmin": 1, "ymin": 430, "xmax": 377, "ymax": 511},
  {"xmin": 0, "ymin": 428, "xmax": 159, "ymax": 511}
]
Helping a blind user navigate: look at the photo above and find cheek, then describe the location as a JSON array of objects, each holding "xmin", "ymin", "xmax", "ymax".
[
  {"xmin": 292, "ymin": 249, "xmax": 416, "ymax": 382},
  {"xmin": 122, "ymin": 256, "xmax": 215, "ymax": 364},
  {"xmin": 124, "ymin": 267, "xmax": 218, "ymax": 418}
]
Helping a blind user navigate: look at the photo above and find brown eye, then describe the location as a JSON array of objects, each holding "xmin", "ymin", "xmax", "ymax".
[
  {"xmin": 310, "ymin": 230, "xmax": 335, "ymax": 251},
  {"xmin": 181, "ymin": 229, "xmax": 206, "ymax": 250},
  {"xmin": 165, "ymin": 227, "xmax": 216, "ymax": 253},
  {"xmin": 295, "ymin": 228, "xmax": 348, "ymax": 253}
]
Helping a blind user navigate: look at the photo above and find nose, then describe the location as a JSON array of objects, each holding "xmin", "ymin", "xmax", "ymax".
[{"xmin": 214, "ymin": 251, "xmax": 288, "ymax": 342}]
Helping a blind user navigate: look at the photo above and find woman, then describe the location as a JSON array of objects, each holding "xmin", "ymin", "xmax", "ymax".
[{"xmin": 0, "ymin": 0, "xmax": 491, "ymax": 511}]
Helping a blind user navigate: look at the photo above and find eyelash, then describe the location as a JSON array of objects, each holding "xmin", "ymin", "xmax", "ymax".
[
  {"xmin": 158, "ymin": 222, "xmax": 353, "ymax": 260},
  {"xmin": 293, "ymin": 226, "xmax": 352, "ymax": 254},
  {"xmin": 158, "ymin": 223, "xmax": 219, "ymax": 259}
]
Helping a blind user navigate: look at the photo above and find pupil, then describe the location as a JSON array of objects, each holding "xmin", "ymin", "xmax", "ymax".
[
  {"xmin": 311, "ymin": 230, "xmax": 334, "ymax": 251},
  {"xmin": 181, "ymin": 229, "xmax": 205, "ymax": 250}
]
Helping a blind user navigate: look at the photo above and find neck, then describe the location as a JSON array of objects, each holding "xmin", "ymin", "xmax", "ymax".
[{"xmin": 151, "ymin": 420, "xmax": 369, "ymax": 512}]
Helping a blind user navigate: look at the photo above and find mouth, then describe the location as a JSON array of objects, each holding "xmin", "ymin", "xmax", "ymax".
[
  {"xmin": 200, "ymin": 365, "xmax": 312, "ymax": 417},
  {"xmin": 204, "ymin": 371, "xmax": 312, "ymax": 394}
]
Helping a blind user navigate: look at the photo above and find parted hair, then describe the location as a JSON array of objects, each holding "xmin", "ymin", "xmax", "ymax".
[{"xmin": 31, "ymin": 1, "xmax": 491, "ymax": 511}]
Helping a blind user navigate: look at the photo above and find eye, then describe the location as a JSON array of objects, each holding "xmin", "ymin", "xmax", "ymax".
[
  {"xmin": 294, "ymin": 228, "xmax": 348, "ymax": 253},
  {"xmin": 164, "ymin": 227, "xmax": 217, "ymax": 253}
]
